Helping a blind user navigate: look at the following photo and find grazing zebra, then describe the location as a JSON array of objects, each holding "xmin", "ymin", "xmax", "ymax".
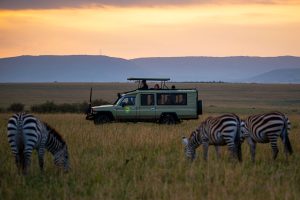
[
  {"xmin": 241, "ymin": 111, "xmax": 293, "ymax": 162},
  {"xmin": 182, "ymin": 114, "xmax": 242, "ymax": 161},
  {"xmin": 7, "ymin": 113, "xmax": 70, "ymax": 174}
]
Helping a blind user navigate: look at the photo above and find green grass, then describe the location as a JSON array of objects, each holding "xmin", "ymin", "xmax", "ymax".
[
  {"xmin": 1, "ymin": 83, "xmax": 300, "ymax": 199},
  {"xmin": 1, "ymin": 113, "xmax": 300, "ymax": 200}
]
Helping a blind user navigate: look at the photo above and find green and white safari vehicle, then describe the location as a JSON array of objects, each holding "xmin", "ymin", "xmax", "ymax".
[{"xmin": 86, "ymin": 78, "xmax": 202, "ymax": 124}]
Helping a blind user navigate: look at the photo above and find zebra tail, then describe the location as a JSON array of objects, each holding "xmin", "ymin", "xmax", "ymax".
[
  {"xmin": 283, "ymin": 117, "xmax": 293, "ymax": 155},
  {"xmin": 16, "ymin": 125, "xmax": 25, "ymax": 173},
  {"xmin": 19, "ymin": 143, "xmax": 26, "ymax": 173},
  {"xmin": 235, "ymin": 120, "xmax": 242, "ymax": 162}
]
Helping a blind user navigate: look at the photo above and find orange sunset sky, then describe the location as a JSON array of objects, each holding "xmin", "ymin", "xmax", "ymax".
[{"xmin": 0, "ymin": 0, "xmax": 300, "ymax": 59}]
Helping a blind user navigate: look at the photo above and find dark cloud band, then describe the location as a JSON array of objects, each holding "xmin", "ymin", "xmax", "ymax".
[
  {"xmin": 1, "ymin": 0, "xmax": 193, "ymax": 9},
  {"xmin": 0, "ymin": 0, "xmax": 288, "ymax": 10}
]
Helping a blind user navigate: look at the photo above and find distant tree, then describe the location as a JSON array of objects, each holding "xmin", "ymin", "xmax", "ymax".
[
  {"xmin": 8, "ymin": 103, "xmax": 25, "ymax": 113},
  {"xmin": 30, "ymin": 99, "xmax": 110, "ymax": 113},
  {"xmin": 31, "ymin": 101, "xmax": 57, "ymax": 113}
]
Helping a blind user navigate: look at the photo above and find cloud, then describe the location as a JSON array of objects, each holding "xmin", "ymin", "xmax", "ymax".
[{"xmin": 0, "ymin": 0, "xmax": 297, "ymax": 10}]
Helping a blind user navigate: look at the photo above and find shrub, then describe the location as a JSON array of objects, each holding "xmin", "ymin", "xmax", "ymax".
[
  {"xmin": 58, "ymin": 103, "xmax": 78, "ymax": 113},
  {"xmin": 30, "ymin": 99, "xmax": 110, "ymax": 113},
  {"xmin": 31, "ymin": 101, "xmax": 58, "ymax": 113},
  {"xmin": 92, "ymin": 99, "xmax": 110, "ymax": 106},
  {"xmin": 7, "ymin": 103, "xmax": 25, "ymax": 113},
  {"xmin": 0, "ymin": 107, "xmax": 5, "ymax": 113}
]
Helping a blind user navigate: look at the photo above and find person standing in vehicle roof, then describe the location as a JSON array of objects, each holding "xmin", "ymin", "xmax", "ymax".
[{"xmin": 140, "ymin": 80, "xmax": 148, "ymax": 89}]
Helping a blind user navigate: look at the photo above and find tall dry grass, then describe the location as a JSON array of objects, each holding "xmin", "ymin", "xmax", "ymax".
[{"xmin": 1, "ymin": 113, "xmax": 300, "ymax": 200}]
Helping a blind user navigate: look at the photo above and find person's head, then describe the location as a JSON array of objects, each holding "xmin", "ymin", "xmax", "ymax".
[
  {"xmin": 154, "ymin": 84, "xmax": 159, "ymax": 89},
  {"xmin": 142, "ymin": 80, "xmax": 147, "ymax": 85}
]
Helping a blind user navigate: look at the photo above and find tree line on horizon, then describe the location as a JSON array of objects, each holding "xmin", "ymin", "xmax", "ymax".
[{"xmin": 1, "ymin": 99, "xmax": 110, "ymax": 113}]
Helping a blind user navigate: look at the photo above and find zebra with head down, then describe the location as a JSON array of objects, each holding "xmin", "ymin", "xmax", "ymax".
[
  {"xmin": 7, "ymin": 113, "xmax": 70, "ymax": 174},
  {"xmin": 182, "ymin": 113, "xmax": 242, "ymax": 162},
  {"xmin": 241, "ymin": 111, "xmax": 293, "ymax": 162}
]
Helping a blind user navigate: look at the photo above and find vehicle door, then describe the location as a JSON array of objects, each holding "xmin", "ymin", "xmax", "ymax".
[
  {"xmin": 115, "ymin": 96, "xmax": 137, "ymax": 120},
  {"xmin": 138, "ymin": 93, "xmax": 156, "ymax": 120}
]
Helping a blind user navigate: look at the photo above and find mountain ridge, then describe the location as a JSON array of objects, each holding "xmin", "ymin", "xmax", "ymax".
[
  {"xmin": 247, "ymin": 68, "xmax": 300, "ymax": 83},
  {"xmin": 1, "ymin": 55, "xmax": 300, "ymax": 83}
]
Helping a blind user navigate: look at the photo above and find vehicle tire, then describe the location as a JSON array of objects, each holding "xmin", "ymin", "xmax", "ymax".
[
  {"xmin": 94, "ymin": 114, "xmax": 111, "ymax": 125},
  {"xmin": 160, "ymin": 114, "xmax": 176, "ymax": 125}
]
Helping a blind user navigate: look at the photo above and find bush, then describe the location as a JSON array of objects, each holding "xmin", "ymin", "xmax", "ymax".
[
  {"xmin": 92, "ymin": 99, "xmax": 110, "ymax": 106},
  {"xmin": 30, "ymin": 99, "xmax": 110, "ymax": 113},
  {"xmin": 7, "ymin": 103, "xmax": 25, "ymax": 113},
  {"xmin": 31, "ymin": 101, "xmax": 57, "ymax": 113}
]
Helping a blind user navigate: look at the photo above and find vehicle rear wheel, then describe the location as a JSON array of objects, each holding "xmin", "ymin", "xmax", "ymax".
[
  {"xmin": 160, "ymin": 114, "xmax": 176, "ymax": 125},
  {"xmin": 94, "ymin": 114, "xmax": 111, "ymax": 124}
]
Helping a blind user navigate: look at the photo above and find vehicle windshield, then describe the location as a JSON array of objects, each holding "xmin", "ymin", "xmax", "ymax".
[
  {"xmin": 114, "ymin": 95, "xmax": 127, "ymax": 106},
  {"xmin": 114, "ymin": 97, "xmax": 121, "ymax": 105},
  {"xmin": 120, "ymin": 96, "xmax": 136, "ymax": 106}
]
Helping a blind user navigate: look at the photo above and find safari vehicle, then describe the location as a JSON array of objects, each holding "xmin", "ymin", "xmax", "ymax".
[{"xmin": 86, "ymin": 78, "xmax": 202, "ymax": 124}]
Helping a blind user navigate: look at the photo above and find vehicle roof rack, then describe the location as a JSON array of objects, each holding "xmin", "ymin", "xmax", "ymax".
[
  {"xmin": 127, "ymin": 77, "xmax": 170, "ymax": 89},
  {"xmin": 127, "ymin": 77, "xmax": 170, "ymax": 81}
]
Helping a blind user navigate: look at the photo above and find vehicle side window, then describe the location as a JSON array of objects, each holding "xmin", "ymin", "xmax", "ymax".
[
  {"xmin": 141, "ymin": 94, "xmax": 154, "ymax": 106},
  {"xmin": 157, "ymin": 93, "xmax": 187, "ymax": 105},
  {"xmin": 120, "ymin": 96, "xmax": 136, "ymax": 106}
]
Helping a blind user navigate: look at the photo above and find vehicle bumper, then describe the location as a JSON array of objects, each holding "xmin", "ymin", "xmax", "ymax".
[{"xmin": 86, "ymin": 113, "xmax": 95, "ymax": 120}]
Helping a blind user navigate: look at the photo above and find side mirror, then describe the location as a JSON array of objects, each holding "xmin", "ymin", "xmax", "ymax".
[{"xmin": 121, "ymin": 102, "xmax": 126, "ymax": 107}]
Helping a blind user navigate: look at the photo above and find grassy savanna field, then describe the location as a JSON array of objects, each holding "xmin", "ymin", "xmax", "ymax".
[{"xmin": 0, "ymin": 83, "xmax": 300, "ymax": 200}]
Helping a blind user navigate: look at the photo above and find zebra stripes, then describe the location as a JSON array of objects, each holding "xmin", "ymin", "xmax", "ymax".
[
  {"xmin": 241, "ymin": 111, "xmax": 293, "ymax": 162},
  {"xmin": 182, "ymin": 113, "xmax": 242, "ymax": 161},
  {"xmin": 7, "ymin": 113, "xmax": 69, "ymax": 174}
]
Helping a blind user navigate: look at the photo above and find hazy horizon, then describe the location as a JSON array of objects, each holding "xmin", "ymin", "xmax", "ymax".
[{"xmin": 1, "ymin": 54, "xmax": 299, "ymax": 60}]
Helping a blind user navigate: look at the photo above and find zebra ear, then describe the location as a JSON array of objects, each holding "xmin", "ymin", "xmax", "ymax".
[
  {"xmin": 241, "ymin": 121, "xmax": 245, "ymax": 126},
  {"xmin": 182, "ymin": 137, "xmax": 189, "ymax": 146}
]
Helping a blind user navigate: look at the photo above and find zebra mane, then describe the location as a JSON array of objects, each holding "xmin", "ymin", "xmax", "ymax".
[
  {"xmin": 189, "ymin": 130, "xmax": 198, "ymax": 139},
  {"xmin": 43, "ymin": 122, "xmax": 66, "ymax": 145}
]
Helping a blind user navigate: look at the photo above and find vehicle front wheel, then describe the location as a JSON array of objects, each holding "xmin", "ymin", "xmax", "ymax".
[
  {"xmin": 160, "ymin": 114, "xmax": 176, "ymax": 125},
  {"xmin": 94, "ymin": 114, "xmax": 111, "ymax": 125}
]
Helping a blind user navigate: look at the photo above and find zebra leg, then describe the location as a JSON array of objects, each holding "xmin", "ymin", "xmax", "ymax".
[
  {"xmin": 270, "ymin": 138, "xmax": 279, "ymax": 160},
  {"xmin": 281, "ymin": 125, "xmax": 293, "ymax": 158},
  {"xmin": 247, "ymin": 137, "xmax": 256, "ymax": 162},
  {"xmin": 23, "ymin": 150, "xmax": 32, "ymax": 175},
  {"xmin": 225, "ymin": 139, "xmax": 236, "ymax": 160},
  {"xmin": 38, "ymin": 148, "xmax": 46, "ymax": 172},
  {"xmin": 23, "ymin": 156, "xmax": 31, "ymax": 175},
  {"xmin": 281, "ymin": 137, "xmax": 293, "ymax": 160},
  {"xmin": 15, "ymin": 153, "xmax": 22, "ymax": 173},
  {"xmin": 202, "ymin": 142, "xmax": 209, "ymax": 161},
  {"xmin": 214, "ymin": 145, "xmax": 221, "ymax": 160}
]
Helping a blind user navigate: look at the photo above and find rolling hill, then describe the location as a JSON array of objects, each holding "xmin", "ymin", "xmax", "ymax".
[
  {"xmin": 0, "ymin": 55, "xmax": 300, "ymax": 83},
  {"xmin": 131, "ymin": 56, "xmax": 300, "ymax": 82},
  {"xmin": 0, "ymin": 55, "xmax": 145, "ymax": 82},
  {"xmin": 247, "ymin": 68, "xmax": 300, "ymax": 83}
]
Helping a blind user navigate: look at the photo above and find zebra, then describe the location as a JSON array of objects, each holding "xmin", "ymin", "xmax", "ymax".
[
  {"xmin": 7, "ymin": 113, "xmax": 70, "ymax": 174},
  {"xmin": 182, "ymin": 113, "xmax": 242, "ymax": 161},
  {"xmin": 241, "ymin": 111, "xmax": 293, "ymax": 162}
]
